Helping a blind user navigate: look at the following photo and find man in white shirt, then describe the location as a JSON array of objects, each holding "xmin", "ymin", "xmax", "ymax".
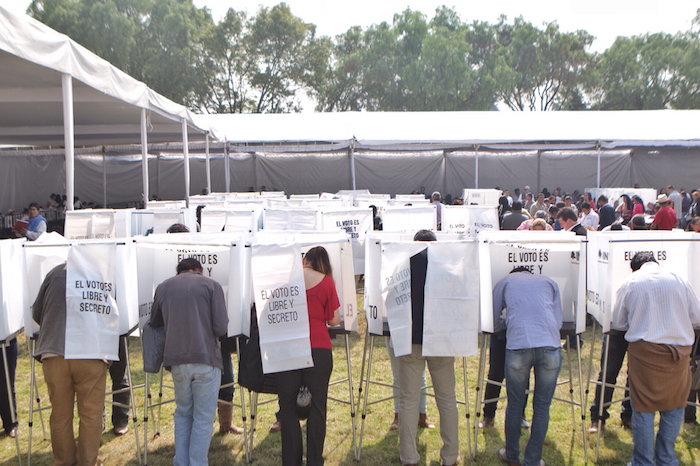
[
  {"xmin": 579, "ymin": 202, "xmax": 599, "ymax": 229},
  {"xmin": 612, "ymin": 252, "xmax": 700, "ymax": 466}
]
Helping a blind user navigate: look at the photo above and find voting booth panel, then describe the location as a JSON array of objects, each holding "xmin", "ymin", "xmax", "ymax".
[
  {"xmin": 586, "ymin": 231, "xmax": 700, "ymax": 332},
  {"xmin": 462, "ymin": 189, "xmax": 501, "ymax": 206},
  {"xmin": 131, "ymin": 209, "xmax": 197, "ymax": 236},
  {"xmin": 319, "ymin": 208, "xmax": 372, "ymax": 274},
  {"xmin": 254, "ymin": 231, "xmax": 357, "ymax": 332},
  {"xmin": 23, "ymin": 233, "xmax": 70, "ymax": 336},
  {"xmin": 479, "ymin": 231, "xmax": 586, "ymax": 334},
  {"xmin": 200, "ymin": 207, "xmax": 261, "ymax": 233},
  {"xmin": 382, "ymin": 205, "xmax": 437, "ymax": 232},
  {"xmin": 64, "ymin": 211, "xmax": 116, "ymax": 240},
  {"xmin": 422, "ymin": 242, "xmax": 480, "ymax": 357},
  {"xmin": 65, "ymin": 243, "xmax": 120, "ymax": 360},
  {"xmin": 115, "ymin": 241, "xmax": 140, "ymax": 335},
  {"xmin": 0, "ymin": 239, "xmax": 27, "ymax": 341},
  {"xmin": 263, "ymin": 208, "xmax": 318, "ymax": 230},
  {"xmin": 251, "ymin": 242, "xmax": 312, "ymax": 374},
  {"xmin": 442, "ymin": 205, "xmax": 499, "ymax": 237},
  {"xmin": 135, "ymin": 237, "xmax": 234, "ymax": 331}
]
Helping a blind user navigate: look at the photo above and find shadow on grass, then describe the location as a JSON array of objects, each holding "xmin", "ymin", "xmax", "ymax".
[{"xmin": 344, "ymin": 425, "xmax": 401, "ymax": 465}]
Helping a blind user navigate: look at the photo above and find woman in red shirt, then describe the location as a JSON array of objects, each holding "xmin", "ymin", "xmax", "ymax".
[{"xmin": 277, "ymin": 246, "xmax": 340, "ymax": 466}]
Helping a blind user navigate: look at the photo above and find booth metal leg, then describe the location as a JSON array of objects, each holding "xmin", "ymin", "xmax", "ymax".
[
  {"xmin": 2, "ymin": 341, "xmax": 21, "ymax": 466},
  {"xmin": 575, "ymin": 333, "xmax": 588, "ymax": 464},
  {"xmin": 357, "ymin": 334, "xmax": 377, "ymax": 462},
  {"xmin": 233, "ymin": 338, "xmax": 250, "ymax": 464},
  {"xmin": 143, "ymin": 371, "xmax": 149, "ymax": 466},
  {"xmin": 247, "ymin": 391, "xmax": 258, "ymax": 462},
  {"xmin": 565, "ymin": 342, "xmax": 576, "ymax": 428},
  {"xmin": 156, "ymin": 368, "xmax": 165, "ymax": 437},
  {"xmin": 343, "ymin": 334, "xmax": 359, "ymax": 461},
  {"xmin": 120, "ymin": 336, "xmax": 143, "ymax": 465},
  {"xmin": 583, "ymin": 321, "xmax": 598, "ymax": 463},
  {"xmin": 473, "ymin": 334, "xmax": 489, "ymax": 457},
  {"xmin": 355, "ymin": 327, "xmax": 370, "ymax": 421},
  {"xmin": 461, "ymin": 357, "xmax": 472, "ymax": 460},
  {"xmin": 28, "ymin": 338, "xmax": 49, "ymax": 466}
]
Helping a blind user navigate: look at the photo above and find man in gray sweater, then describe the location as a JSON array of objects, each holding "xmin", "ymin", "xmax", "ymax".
[
  {"xmin": 33, "ymin": 263, "xmax": 107, "ymax": 466},
  {"xmin": 150, "ymin": 258, "xmax": 228, "ymax": 466}
]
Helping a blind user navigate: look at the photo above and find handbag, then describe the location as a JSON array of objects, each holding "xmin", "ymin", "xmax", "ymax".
[
  {"xmin": 141, "ymin": 320, "xmax": 165, "ymax": 373},
  {"xmin": 238, "ymin": 304, "xmax": 278, "ymax": 394}
]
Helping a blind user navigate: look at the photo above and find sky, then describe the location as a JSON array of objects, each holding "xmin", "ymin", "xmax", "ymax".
[{"xmin": 4, "ymin": 0, "xmax": 699, "ymax": 53}]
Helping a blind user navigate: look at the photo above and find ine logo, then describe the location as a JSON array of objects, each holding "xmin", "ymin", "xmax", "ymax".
[{"xmin": 598, "ymin": 249, "xmax": 609, "ymax": 262}]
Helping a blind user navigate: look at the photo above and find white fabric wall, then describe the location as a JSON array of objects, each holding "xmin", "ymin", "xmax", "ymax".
[{"xmin": 0, "ymin": 154, "xmax": 66, "ymax": 213}]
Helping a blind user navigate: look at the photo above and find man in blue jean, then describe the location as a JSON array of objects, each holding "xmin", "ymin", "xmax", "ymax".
[
  {"xmin": 493, "ymin": 267, "xmax": 563, "ymax": 466},
  {"xmin": 612, "ymin": 252, "xmax": 700, "ymax": 466},
  {"xmin": 151, "ymin": 258, "xmax": 229, "ymax": 466}
]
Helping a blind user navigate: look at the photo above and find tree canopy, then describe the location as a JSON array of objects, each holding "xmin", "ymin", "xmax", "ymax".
[{"xmin": 27, "ymin": 1, "xmax": 700, "ymax": 112}]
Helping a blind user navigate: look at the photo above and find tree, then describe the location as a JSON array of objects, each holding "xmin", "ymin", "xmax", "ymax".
[{"xmin": 493, "ymin": 17, "xmax": 595, "ymax": 111}]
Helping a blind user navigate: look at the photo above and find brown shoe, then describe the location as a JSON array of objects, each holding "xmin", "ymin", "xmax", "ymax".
[
  {"xmin": 588, "ymin": 421, "xmax": 605, "ymax": 434},
  {"xmin": 269, "ymin": 420, "xmax": 281, "ymax": 433},
  {"xmin": 390, "ymin": 413, "xmax": 399, "ymax": 430},
  {"xmin": 217, "ymin": 402, "xmax": 244, "ymax": 434},
  {"xmin": 621, "ymin": 418, "xmax": 632, "ymax": 429},
  {"xmin": 418, "ymin": 412, "xmax": 435, "ymax": 429},
  {"xmin": 478, "ymin": 416, "xmax": 495, "ymax": 429}
]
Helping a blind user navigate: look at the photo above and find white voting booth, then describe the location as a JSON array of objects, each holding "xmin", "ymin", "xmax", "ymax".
[
  {"xmin": 475, "ymin": 230, "xmax": 587, "ymax": 457},
  {"xmin": 462, "ymin": 189, "xmax": 502, "ymax": 206},
  {"xmin": 263, "ymin": 208, "xmax": 318, "ymax": 230},
  {"xmin": 318, "ymin": 207, "xmax": 372, "ymax": 274},
  {"xmin": 64, "ymin": 209, "xmax": 132, "ymax": 240},
  {"xmin": 359, "ymin": 231, "xmax": 480, "ymax": 459},
  {"xmin": 131, "ymin": 208, "xmax": 197, "ymax": 236},
  {"xmin": 442, "ymin": 205, "xmax": 500, "ymax": 237},
  {"xmin": 585, "ymin": 230, "xmax": 700, "ymax": 461},
  {"xmin": 381, "ymin": 205, "xmax": 437, "ymax": 232},
  {"xmin": 199, "ymin": 206, "xmax": 262, "ymax": 233}
]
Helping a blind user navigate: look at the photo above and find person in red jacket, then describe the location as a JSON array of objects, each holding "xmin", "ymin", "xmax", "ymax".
[{"xmin": 650, "ymin": 194, "xmax": 678, "ymax": 230}]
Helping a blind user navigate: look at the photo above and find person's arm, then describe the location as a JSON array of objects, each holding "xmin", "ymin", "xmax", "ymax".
[
  {"xmin": 149, "ymin": 286, "xmax": 164, "ymax": 328},
  {"xmin": 32, "ymin": 271, "xmax": 49, "ymax": 326},
  {"xmin": 328, "ymin": 307, "xmax": 341, "ymax": 327},
  {"xmin": 611, "ymin": 283, "xmax": 630, "ymax": 331},
  {"xmin": 686, "ymin": 284, "xmax": 700, "ymax": 328},
  {"xmin": 25, "ymin": 219, "xmax": 47, "ymax": 240},
  {"xmin": 492, "ymin": 279, "xmax": 506, "ymax": 333},
  {"xmin": 551, "ymin": 281, "xmax": 563, "ymax": 329},
  {"xmin": 326, "ymin": 278, "xmax": 341, "ymax": 326},
  {"xmin": 211, "ymin": 282, "xmax": 229, "ymax": 338}
]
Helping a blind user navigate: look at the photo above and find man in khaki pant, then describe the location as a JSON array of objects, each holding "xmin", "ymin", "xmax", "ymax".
[{"xmin": 33, "ymin": 263, "xmax": 107, "ymax": 466}]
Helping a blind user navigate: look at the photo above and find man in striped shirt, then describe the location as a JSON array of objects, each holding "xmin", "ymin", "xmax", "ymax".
[{"xmin": 612, "ymin": 252, "xmax": 700, "ymax": 466}]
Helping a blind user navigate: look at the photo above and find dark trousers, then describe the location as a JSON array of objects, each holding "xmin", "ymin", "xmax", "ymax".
[
  {"xmin": 219, "ymin": 346, "xmax": 234, "ymax": 402},
  {"xmin": 0, "ymin": 338, "xmax": 17, "ymax": 433},
  {"xmin": 108, "ymin": 337, "xmax": 130, "ymax": 428},
  {"xmin": 483, "ymin": 333, "xmax": 526, "ymax": 419},
  {"xmin": 277, "ymin": 348, "xmax": 333, "ymax": 466},
  {"xmin": 590, "ymin": 331, "xmax": 631, "ymax": 422}
]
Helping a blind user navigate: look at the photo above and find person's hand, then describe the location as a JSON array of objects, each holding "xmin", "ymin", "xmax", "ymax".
[{"xmin": 18, "ymin": 228, "xmax": 27, "ymax": 235}]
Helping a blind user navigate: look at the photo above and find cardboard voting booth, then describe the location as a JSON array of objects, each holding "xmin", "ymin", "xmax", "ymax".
[
  {"xmin": 586, "ymin": 230, "xmax": 700, "ymax": 332},
  {"xmin": 381, "ymin": 205, "xmax": 437, "ymax": 232},
  {"xmin": 479, "ymin": 230, "xmax": 587, "ymax": 334},
  {"xmin": 318, "ymin": 207, "xmax": 372, "ymax": 274},
  {"xmin": 442, "ymin": 205, "xmax": 499, "ymax": 237},
  {"xmin": 461, "ymin": 189, "xmax": 501, "ymax": 206},
  {"xmin": 263, "ymin": 208, "xmax": 318, "ymax": 230},
  {"xmin": 0, "ymin": 239, "xmax": 27, "ymax": 341},
  {"xmin": 200, "ymin": 207, "xmax": 262, "ymax": 233},
  {"xmin": 131, "ymin": 208, "xmax": 197, "ymax": 236}
]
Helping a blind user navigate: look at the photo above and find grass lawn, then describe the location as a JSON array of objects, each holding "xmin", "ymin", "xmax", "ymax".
[{"xmin": 1, "ymin": 296, "xmax": 699, "ymax": 465}]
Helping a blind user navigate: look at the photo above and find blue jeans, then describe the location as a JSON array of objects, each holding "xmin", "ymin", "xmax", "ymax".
[
  {"xmin": 631, "ymin": 402, "xmax": 684, "ymax": 466},
  {"xmin": 505, "ymin": 347, "xmax": 561, "ymax": 466},
  {"xmin": 172, "ymin": 364, "xmax": 221, "ymax": 466}
]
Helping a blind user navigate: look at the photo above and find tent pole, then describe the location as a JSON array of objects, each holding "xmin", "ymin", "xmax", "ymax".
[
  {"xmin": 140, "ymin": 109, "xmax": 149, "ymax": 208},
  {"xmin": 442, "ymin": 150, "xmax": 447, "ymax": 198},
  {"xmin": 102, "ymin": 146, "xmax": 107, "ymax": 208},
  {"xmin": 596, "ymin": 142, "xmax": 601, "ymax": 189},
  {"xmin": 62, "ymin": 73, "xmax": 75, "ymax": 212},
  {"xmin": 536, "ymin": 150, "xmax": 541, "ymax": 195},
  {"xmin": 205, "ymin": 133, "xmax": 211, "ymax": 194},
  {"xmin": 182, "ymin": 119, "xmax": 190, "ymax": 208},
  {"xmin": 474, "ymin": 146, "xmax": 479, "ymax": 189},
  {"xmin": 350, "ymin": 143, "xmax": 357, "ymax": 191},
  {"xmin": 224, "ymin": 142, "xmax": 230, "ymax": 193}
]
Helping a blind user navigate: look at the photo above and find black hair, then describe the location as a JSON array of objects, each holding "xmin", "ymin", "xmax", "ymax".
[
  {"xmin": 167, "ymin": 223, "xmax": 190, "ymax": 233},
  {"xmin": 631, "ymin": 214, "xmax": 646, "ymax": 229},
  {"xmin": 581, "ymin": 202, "xmax": 591, "ymax": 210},
  {"xmin": 630, "ymin": 252, "xmax": 656, "ymax": 271},
  {"xmin": 177, "ymin": 258, "xmax": 202, "ymax": 274},
  {"xmin": 512, "ymin": 201, "xmax": 522, "ymax": 211},
  {"xmin": 413, "ymin": 229, "xmax": 437, "ymax": 242},
  {"xmin": 510, "ymin": 266, "xmax": 532, "ymax": 274},
  {"xmin": 28, "ymin": 202, "xmax": 40, "ymax": 210}
]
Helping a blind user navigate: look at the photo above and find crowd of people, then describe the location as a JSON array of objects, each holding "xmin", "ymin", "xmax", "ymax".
[{"xmin": 4, "ymin": 182, "xmax": 700, "ymax": 465}]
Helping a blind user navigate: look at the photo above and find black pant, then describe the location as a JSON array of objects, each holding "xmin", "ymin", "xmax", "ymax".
[
  {"xmin": 219, "ymin": 345, "xmax": 234, "ymax": 402},
  {"xmin": 109, "ymin": 337, "xmax": 130, "ymax": 428},
  {"xmin": 590, "ymin": 331, "xmax": 631, "ymax": 422},
  {"xmin": 0, "ymin": 338, "xmax": 17, "ymax": 433},
  {"xmin": 277, "ymin": 348, "xmax": 333, "ymax": 466},
  {"xmin": 483, "ymin": 333, "xmax": 526, "ymax": 419}
]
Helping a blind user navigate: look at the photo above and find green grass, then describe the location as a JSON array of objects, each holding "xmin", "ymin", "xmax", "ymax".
[{"xmin": 1, "ymin": 297, "xmax": 699, "ymax": 465}]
